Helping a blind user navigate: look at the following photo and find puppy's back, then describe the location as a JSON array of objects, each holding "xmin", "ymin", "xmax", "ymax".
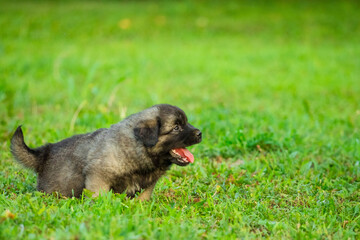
[
  {"xmin": 11, "ymin": 126, "xmax": 108, "ymax": 197},
  {"xmin": 35, "ymin": 128, "xmax": 108, "ymax": 196}
]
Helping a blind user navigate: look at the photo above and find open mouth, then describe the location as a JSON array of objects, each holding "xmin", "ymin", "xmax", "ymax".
[{"xmin": 169, "ymin": 148, "xmax": 194, "ymax": 166}]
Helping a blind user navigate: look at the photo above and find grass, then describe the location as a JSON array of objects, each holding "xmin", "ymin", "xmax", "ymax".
[{"xmin": 0, "ymin": 0, "xmax": 359, "ymax": 239}]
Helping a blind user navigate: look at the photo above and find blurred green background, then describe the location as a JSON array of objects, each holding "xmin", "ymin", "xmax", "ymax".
[{"xmin": 1, "ymin": 0, "xmax": 359, "ymax": 239}]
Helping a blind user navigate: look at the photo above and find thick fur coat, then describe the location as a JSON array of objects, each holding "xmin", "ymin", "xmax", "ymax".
[{"xmin": 10, "ymin": 104, "xmax": 202, "ymax": 200}]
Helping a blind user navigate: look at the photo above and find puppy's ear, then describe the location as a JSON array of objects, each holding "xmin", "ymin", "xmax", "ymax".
[{"xmin": 134, "ymin": 118, "xmax": 160, "ymax": 147}]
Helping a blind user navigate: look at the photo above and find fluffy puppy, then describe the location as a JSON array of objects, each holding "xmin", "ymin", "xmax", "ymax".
[{"xmin": 10, "ymin": 104, "xmax": 202, "ymax": 200}]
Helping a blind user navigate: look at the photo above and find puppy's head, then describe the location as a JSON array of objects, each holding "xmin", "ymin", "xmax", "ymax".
[{"xmin": 134, "ymin": 104, "xmax": 202, "ymax": 166}]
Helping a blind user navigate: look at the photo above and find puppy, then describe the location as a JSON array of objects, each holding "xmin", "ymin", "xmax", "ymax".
[{"xmin": 10, "ymin": 104, "xmax": 202, "ymax": 200}]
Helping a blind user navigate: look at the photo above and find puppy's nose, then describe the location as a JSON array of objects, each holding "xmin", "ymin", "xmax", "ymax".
[{"xmin": 194, "ymin": 129, "xmax": 202, "ymax": 140}]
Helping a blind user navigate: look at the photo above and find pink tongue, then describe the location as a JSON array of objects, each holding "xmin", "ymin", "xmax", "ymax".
[{"xmin": 174, "ymin": 148, "xmax": 194, "ymax": 163}]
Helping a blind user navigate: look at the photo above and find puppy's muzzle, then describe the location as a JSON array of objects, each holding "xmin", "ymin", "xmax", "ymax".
[{"xmin": 194, "ymin": 129, "xmax": 202, "ymax": 143}]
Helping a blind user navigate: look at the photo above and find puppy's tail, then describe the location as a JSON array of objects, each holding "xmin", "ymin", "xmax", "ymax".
[{"xmin": 10, "ymin": 126, "xmax": 47, "ymax": 172}]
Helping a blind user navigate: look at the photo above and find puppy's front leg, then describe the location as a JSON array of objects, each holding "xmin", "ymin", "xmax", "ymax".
[
  {"xmin": 85, "ymin": 174, "xmax": 110, "ymax": 197},
  {"xmin": 138, "ymin": 182, "xmax": 157, "ymax": 201}
]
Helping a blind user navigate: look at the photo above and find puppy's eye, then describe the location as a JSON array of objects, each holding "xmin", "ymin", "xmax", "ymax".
[{"xmin": 173, "ymin": 125, "xmax": 180, "ymax": 131}]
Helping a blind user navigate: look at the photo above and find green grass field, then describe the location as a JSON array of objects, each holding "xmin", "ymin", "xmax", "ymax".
[{"xmin": 1, "ymin": 0, "xmax": 359, "ymax": 239}]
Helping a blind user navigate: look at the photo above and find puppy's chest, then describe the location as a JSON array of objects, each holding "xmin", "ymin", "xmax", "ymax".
[{"xmin": 111, "ymin": 169, "xmax": 166, "ymax": 196}]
